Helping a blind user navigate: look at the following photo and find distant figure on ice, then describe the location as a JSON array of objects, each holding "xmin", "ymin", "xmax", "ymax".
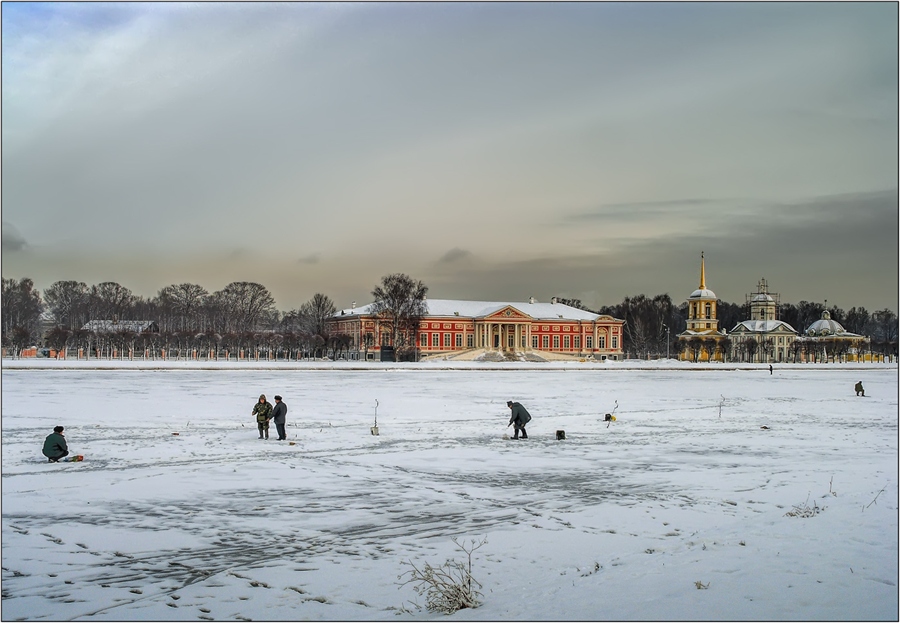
[
  {"xmin": 507, "ymin": 401, "xmax": 532, "ymax": 439},
  {"xmin": 769, "ymin": 364, "xmax": 773, "ymax": 375},
  {"xmin": 42, "ymin": 426, "xmax": 69, "ymax": 462},
  {"xmin": 272, "ymin": 395, "xmax": 288, "ymax": 441},
  {"xmin": 253, "ymin": 394, "xmax": 273, "ymax": 439},
  {"xmin": 855, "ymin": 381, "xmax": 865, "ymax": 397}
]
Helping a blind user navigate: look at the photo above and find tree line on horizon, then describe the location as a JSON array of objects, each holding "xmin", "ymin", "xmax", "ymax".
[
  {"xmin": 0, "ymin": 274, "xmax": 429, "ymax": 360},
  {"xmin": 2, "ymin": 275, "xmax": 897, "ymax": 360}
]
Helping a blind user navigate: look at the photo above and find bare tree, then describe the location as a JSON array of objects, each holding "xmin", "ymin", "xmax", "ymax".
[
  {"xmin": 1, "ymin": 278, "xmax": 44, "ymax": 352},
  {"xmin": 788, "ymin": 339, "xmax": 803, "ymax": 363},
  {"xmin": 45, "ymin": 326, "xmax": 72, "ymax": 358},
  {"xmin": 157, "ymin": 283, "xmax": 209, "ymax": 332},
  {"xmin": 43, "ymin": 280, "xmax": 90, "ymax": 330},
  {"xmin": 719, "ymin": 337, "xmax": 733, "ymax": 363},
  {"xmin": 844, "ymin": 307, "xmax": 871, "ymax": 336},
  {"xmin": 295, "ymin": 293, "xmax": 337, "ymax": 355},
  {"xmin": 744, "ymin": 337, "xmax": 759, "ymax": 362},
  {"xmin": 213, "ymin": 282, "xmax": 276, "ymax": 334},
  {"xmin": 90, "ymin": 282, "xmax": 135, "ymax": 321},
  {"xmin": 370, "ymin": 274, "xmax": 428, "ymax": 362},
  {"xmin": 688, "ymin": 337, "xmax": 703, "ymax": 362},
  {"xmin": 702, "ymin": 337, "xmax": 719, "ymax": 362}
]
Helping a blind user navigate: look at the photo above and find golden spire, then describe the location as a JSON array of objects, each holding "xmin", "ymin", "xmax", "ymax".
[{"xmin": 699, "ymin": 251, "xmax": 706, "ymax": 290}]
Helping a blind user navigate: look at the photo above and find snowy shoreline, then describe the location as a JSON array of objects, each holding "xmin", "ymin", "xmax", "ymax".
[{"xmin": 3, "ymin": 359, "xmax": 896, "ymax": 372}]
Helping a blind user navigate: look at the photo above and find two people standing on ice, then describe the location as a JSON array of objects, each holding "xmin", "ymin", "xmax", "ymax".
[
  {"xmin": 253, "ymin": 394, "xmax": 288, "ymax": 440},
  {"xmin": 252, "ymin": 394, "xmax": 288, "ymax": 440},
  {"xmin": 507, "ymin": 401, "xmax": 532, "ymax": 439}
]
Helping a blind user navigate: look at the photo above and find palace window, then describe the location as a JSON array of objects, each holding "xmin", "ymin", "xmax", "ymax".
[
  {"xmin": 542, "ymin": 335, "xmax": 549, "ymax": 349},
  {"xmin": 705, "ymin": 304, "xmax": 712, "ymax": 319},
  {"xmin": 612, "ymin": 337, "xmax": 618, "ymax": 349},
  {"xmin": 455, "ymin": 333, "xmax": 463, "ymax": 348},
  {"xmin": 532, "ymin": 335, "xmax": 539, "ymax": 349},
  {"xmin": 432, "ymin": 334, "xmax": 440, "ymax": 347},
  {"xmin": 586, "ymin": 336, "xmax": 593, "ymax": 349},
  {"xmin": 467, "ymin": 334, "xmax": 474, "ymax": 348},
  {"xmin": 563, "ymin": 335, "xmax": 570, "ymax": 349},
  {"xmin": 553, "ymin": 336, "xmax": 560, "ymax": 349},
  {"xmin": 420, "ymin": 333, "xmax": 428, "ymax": 347},
  {"xmin": 574, "ymin": 336, "xmax": 581, "ymax": 349},
  {"xmin": 508, "ymin": 333, "xmax": 514, "ymax": 348},
  {"xmin": 443, "ymin": 333, "xmax": 451, "ymax": 348},
  {"xmin": 599, "ymin": 335, "xmax": 606, "ymax": 349}
]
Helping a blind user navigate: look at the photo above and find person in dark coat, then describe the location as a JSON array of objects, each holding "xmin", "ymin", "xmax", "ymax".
[
  {"xmin": 507, "ymin": 401, "xmax": 532, "ymax": 439},
  {"xmin": 252, "ymin": 394, "xmax": 273, "ymax": 439},
  {"xmin": 855, "ymin": 381, "xmax": 865, "ymax": 397},
  {"xmin": 272, "ymin": 395, "xmax": 288, "ymax": 441},
  {"xmin": 42, "ymin": 426, "xmax": 69, "ymax": 462}
]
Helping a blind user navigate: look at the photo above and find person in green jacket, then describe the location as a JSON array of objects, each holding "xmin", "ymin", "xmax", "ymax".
[
  {"xmin": 507, "ymin": 401, "xmax": 532, "ymax": 439},
  {"xmin": 253, "ymin": 394, "xmax": 274, "ymax": 439},
  {"xmin": 42, "ymin": 426, "xmax": 69, "ymax": 462}
]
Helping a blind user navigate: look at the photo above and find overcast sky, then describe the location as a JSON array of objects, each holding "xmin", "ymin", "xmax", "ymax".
[{"xmin": 2, "ymin": 2, "xmax": 897, "ymax": 313}]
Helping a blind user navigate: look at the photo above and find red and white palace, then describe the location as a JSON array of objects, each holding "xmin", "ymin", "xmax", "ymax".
[{"xmin": 328, "ymin": 297, "xmax": 625, "ymax": 360}]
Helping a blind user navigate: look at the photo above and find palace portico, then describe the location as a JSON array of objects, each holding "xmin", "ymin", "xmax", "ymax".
[{"xmin": 328, "ymin": 298, "xmax": 625, "ymax": 360}]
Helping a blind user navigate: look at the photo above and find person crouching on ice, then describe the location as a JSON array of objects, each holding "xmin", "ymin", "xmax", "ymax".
[
  {"xmin": 253, "ymin": 394, "xmax": 273, "ymax": 439},
  {"xmin": 507, "ymin": 400, "xmax": 532, "ymax": 439},
  {"xmin": 855, "ymin": 381, "xmax": 865, "ymax": 397},
  {"xmin": 43, "ymin": 425, "xmax": 69, "ymax": 462}
]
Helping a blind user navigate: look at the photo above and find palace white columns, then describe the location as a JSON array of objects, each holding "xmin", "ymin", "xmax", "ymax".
[{"xmin": 477, "ymin": 322, "xmax": 529, "ymax": 351}]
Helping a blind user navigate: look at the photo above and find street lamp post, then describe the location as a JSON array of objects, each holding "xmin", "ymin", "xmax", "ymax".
[{"xmin": 663, "ymin": 324, "xmax": 670, "ymax": 359}]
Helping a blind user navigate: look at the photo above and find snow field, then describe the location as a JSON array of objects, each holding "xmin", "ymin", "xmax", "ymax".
[{"xmin": 1, "ymin": 365, "xmax": 897, "ymax": 621}]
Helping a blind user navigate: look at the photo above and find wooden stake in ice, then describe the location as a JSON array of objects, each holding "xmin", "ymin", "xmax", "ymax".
[{"xmin": 371, "ymin": 399, "xmax": 379, "ymax": 436}]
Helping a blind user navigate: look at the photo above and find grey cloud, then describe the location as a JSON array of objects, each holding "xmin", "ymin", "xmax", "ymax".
[
  {"xmin": 2, "ymin": 4, "xmax": 896, "ymax": 314},
  {"xmin": 437, "ymin": 248, "xmax": 473, "ymax": 264},
  {"xmin": 297, "ymin": 253, "xmax": 321, "ymax": 265},
  {"xmin": 416, "ymin": 190, "xmax": 898, "ymax": 311},
  {"xmin": 561, "ymin": 198, "xmax": 722, "ymax": 224},
  {"xmin": 2, "ymin": 222, "xmax": 28, "ymax": 251}
]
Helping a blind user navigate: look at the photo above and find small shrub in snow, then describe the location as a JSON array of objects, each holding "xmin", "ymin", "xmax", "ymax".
[
  {"xmin": 398, "ymin": 537, "xmax": 486, "ymax": 614},
  {"xmin": 784, "ymin": 494, "xmax": 823, "ymax": 518}
]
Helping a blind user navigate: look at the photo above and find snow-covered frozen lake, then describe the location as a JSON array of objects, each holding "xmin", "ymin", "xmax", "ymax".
[{"xmin": 2, "ymin": 362, "xmax": 897, "ymax": 621}]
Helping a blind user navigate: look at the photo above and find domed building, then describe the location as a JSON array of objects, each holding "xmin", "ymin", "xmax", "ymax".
[
  {"xmin": 677, "ymin": 253, "xmax": 728, "ymax": 362},
  {"xmin": 798, "ymin": 310, "xmax": 869, "ymax": 362},
  {"xmin": 729, "ymin": 279, "xmax": 799, "ymax": 362}
]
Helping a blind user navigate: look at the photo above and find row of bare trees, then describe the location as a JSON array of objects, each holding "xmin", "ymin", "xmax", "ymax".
[
  {"xmin": 2, "ymin": 277, "xmax": 353, "ymax": 359},
  {"xmin": 39, "ymin": 325, "xmax": 355, "ymax": 361},
  {"xmin": 2, "ymin": 274, "xmax": 428, "ymax": 361}
]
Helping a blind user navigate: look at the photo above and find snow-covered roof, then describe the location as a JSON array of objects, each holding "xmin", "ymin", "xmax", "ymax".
[
  {"xmin": 804, "ymin": 311, "xmax": 859, "ymax": 338},
  {"xmin": 81, "ymin": 320, "xmax": 158, "ymax": 333},
  {"xmin": 751, "ymin": 293, "xmax": 775, "ymax": 303},
  {"xmin": 337, "ymin": 299, "xmax": 614, "ymax": 322},
  {"xmin": 731, "ymin": 320, "xmax": 798, "ymax": 334},
  {"xmin": 678, "ymin": 329, "xmax": 728, "ymax": 337},
  {"xmin": 689, "ymin": 288, "xmax": 717, "ymax": 300}
]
